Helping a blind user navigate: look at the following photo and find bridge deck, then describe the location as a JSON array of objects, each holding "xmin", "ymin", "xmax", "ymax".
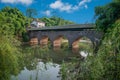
[{"xmin": 27, "ymin": 24, "xmax": 95, "ymax": 31}]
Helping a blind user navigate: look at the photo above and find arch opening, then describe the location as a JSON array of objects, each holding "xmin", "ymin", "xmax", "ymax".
[
  {"xmin": 53, "ymin": 35, "xmax": 69, "ymax": 50},
  {"xmin": 29, "ymin": 36, "xmax": 38, "ymax": 45},
  {"xmin": 40, "ymin": 35, "xmax": 51, "ymax": 47},
  {"xmin": 72, "ymin": 36, "xmax": 93, "ymax": 53}
]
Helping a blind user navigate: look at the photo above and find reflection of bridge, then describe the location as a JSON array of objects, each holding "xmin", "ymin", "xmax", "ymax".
[{"xmin": 27, "ymin": 24, "xmax": 103, "ymax": 49}]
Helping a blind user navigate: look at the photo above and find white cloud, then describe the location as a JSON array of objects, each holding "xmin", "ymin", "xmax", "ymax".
[
  {"xmin": 50, "ymin": 0, "xmax": 74, "ymax": 12},
  {"xmin": 79, "ymin": 0, "xmax": 91, "ymax": 6},
  {"xmin": 50, "ymin": 0, "xmax": 63, "ymax": 9},
  {"xmin": 42, "ymin": 10, "xmax": 51, "ymax": 16},
  {"xmin": 49, "ymin": 0, "xmax": 91, "ymax": 12},
  {"xmin": 1, "ymin": 0, "xmax": 33, "ymax": 5}
]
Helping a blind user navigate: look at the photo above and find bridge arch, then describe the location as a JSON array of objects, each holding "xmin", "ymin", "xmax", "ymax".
[
  {"xmin": 72, "ymin": 36, "xmax": 93, "ymax": 53},
  {"xmin": 28, "ymin": 25, "xmax": 103, "ymax": 50},
  {"xmin": 29, "ymin": 36, "xmax": 39, "ymax": 45},
  {"xmin": 39, "ymin": 35, "xmax": 52, "ymax": 46},
  {"xmin": 53, "ymin": 35, "xmax": 69, "ymax": 48}
]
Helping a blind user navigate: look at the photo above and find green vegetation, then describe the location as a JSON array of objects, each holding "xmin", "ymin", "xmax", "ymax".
[
  {"xmin": 96, "ymin": 19, "xmax": 120, "ymax": 79},
  {"xmin": 26, "ymin": 8, "xmax": 37, "ymax": 18},
  {"xmin": 0, "ymin": 0, "xmax": 120, "ymax": 79},
  {"xmin": 95, "ymin": 0, "xmax": 120, "ymax": 32},
  {"xmin": 40, "ymin": 16, "xmax": 74, "ymax": 26},
  {"xmin": 0, "ymin": 9, "xmax": 21, "ymax": 80},
  {"xmin": 92, "ymin": 0, "xmax": 120, "ymax": 79},
  {"xmin": 0, "ymin": 6, "xmax": 28, "ymax": 42},
  {"xmin": 60, "ymin": 0, "xmax": 120, "ymax": 80},
  {"xmin": 0, "ymin": 7, "xmax": 26, "ymax": 37},
  {"xmin": 0, "ymin": 35, "xmax": 20, "ymax": 80}
]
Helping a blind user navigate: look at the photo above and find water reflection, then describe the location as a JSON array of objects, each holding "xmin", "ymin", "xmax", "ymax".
[
  {"xmin": 11, "ymin": 62, "xmax": 61, "ymax": 80},
  {"xmin": 10, "ymin": 43, "xmax": 93, "ymax": 80},
  {"xmin": 10, "ymin": 45, "xmax": 81, "ymax": 80}
]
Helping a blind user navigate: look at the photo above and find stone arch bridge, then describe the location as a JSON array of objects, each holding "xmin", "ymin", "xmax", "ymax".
[{"xmin": 27, "ymin": 24, "xmax": 103, "ymax": 49}]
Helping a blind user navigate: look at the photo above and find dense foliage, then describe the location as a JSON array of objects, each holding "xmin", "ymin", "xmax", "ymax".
[
  {"xmin": 0, "ymin": 35, "xmax": 20, "ymax": 80},
  {"xmin": 95, "ymin": 0, "xmax": 120, "ymax": 32},
  {"xmin": 94, "ymin": 2, "xmax": 120, "ymax": 79},
  {"xmin": 97, "ymin": 19, "xmax": 120, "ymax": 79},
  {"xmin": 0, "ymin": 7, "xmax": 27, "ymax": 38},
  {"xmin": 0, "ymin": 12, "xmax": 21, "ymax": 80}
]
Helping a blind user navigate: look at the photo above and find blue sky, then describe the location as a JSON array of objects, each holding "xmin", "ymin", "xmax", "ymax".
[{"xmin": 0, "ymin": 0, "xmax": 112, "ymax": 24}]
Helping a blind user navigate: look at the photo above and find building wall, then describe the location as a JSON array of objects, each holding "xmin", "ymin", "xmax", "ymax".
[
  {"xmin": 31, "ymin": 20, "xmax": 45, "ymax": 28},
  {"xmin": 37, "ymin": 22, "xmax": 45, "ymax": 28}
]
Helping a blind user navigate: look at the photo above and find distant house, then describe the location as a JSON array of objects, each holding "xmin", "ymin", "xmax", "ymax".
[{"xmin": 30, "ymin": 19, "xmax": 45, "ymax": 28}]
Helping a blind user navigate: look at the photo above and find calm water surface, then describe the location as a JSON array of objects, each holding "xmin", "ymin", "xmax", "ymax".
[
  {"xmin": 10, "ymin": 44, "xmax": 92, "ymax": 80},
  {"xmin": 11, "ymin": 62, "xmax": 60, "ymax": 80}
]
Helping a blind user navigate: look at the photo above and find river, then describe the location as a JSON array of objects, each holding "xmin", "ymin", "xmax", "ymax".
[{"xmin": 10, "ymin": 42, "xmax": 93, "ymax": 80}]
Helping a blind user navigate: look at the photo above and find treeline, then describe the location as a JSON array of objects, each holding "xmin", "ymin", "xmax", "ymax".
[{"xmin": 40, "ymin": 17, "xmax": 74, "ymax": 26}]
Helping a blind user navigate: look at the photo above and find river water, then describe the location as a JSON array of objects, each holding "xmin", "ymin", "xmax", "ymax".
[
  {"xmin": 10, "ymin": 43, "xmax": 92, "ymax": 80},
  {"xmin": 11, "ymin": 62, "xmax": 61, "ymax": 80}
]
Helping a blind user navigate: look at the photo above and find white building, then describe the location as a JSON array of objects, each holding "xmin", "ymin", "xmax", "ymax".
[{"xmin": 31, "ymin": 19, "xmax": 45, "ymax": 28}]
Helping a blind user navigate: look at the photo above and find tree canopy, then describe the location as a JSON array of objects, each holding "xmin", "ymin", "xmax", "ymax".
[
  {"xmin": 0, "ymin": 6, "xmax": 27, "ymax": 38},
  {"xmin": 95, "ymin": 0, "xmax": 120, "ymax": 32},
  {"xmin": 0, "ymin": 7, "xmax": 22, "ymax": 80},
  {"xmin": 26, "ymin": 8, "xmax": 37, "ymax": 18}
]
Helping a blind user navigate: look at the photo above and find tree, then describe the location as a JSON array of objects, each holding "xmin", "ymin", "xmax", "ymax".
[
  {"xmin": 26, "ymin": 8, "xmax": 37, "ymax": 18},
  {"xmin": 0, "ymin": 6, "xmax": 29, "ymax": 41},
  {"xmin": 95, "ymin": 1, "xmax": 120, "ymax": 32},
  {"xmin": 0, "ymin": 11, "xmax": 21, "ymax": 80},
  {"xmin": 40, "ymin": 16, "xmax": 74, "ymax": 27}
]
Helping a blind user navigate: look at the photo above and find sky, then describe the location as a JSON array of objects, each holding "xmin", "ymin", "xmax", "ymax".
[{"xmin": 0, "ymin": 0, "xmax": 112, "ymax": 24}]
